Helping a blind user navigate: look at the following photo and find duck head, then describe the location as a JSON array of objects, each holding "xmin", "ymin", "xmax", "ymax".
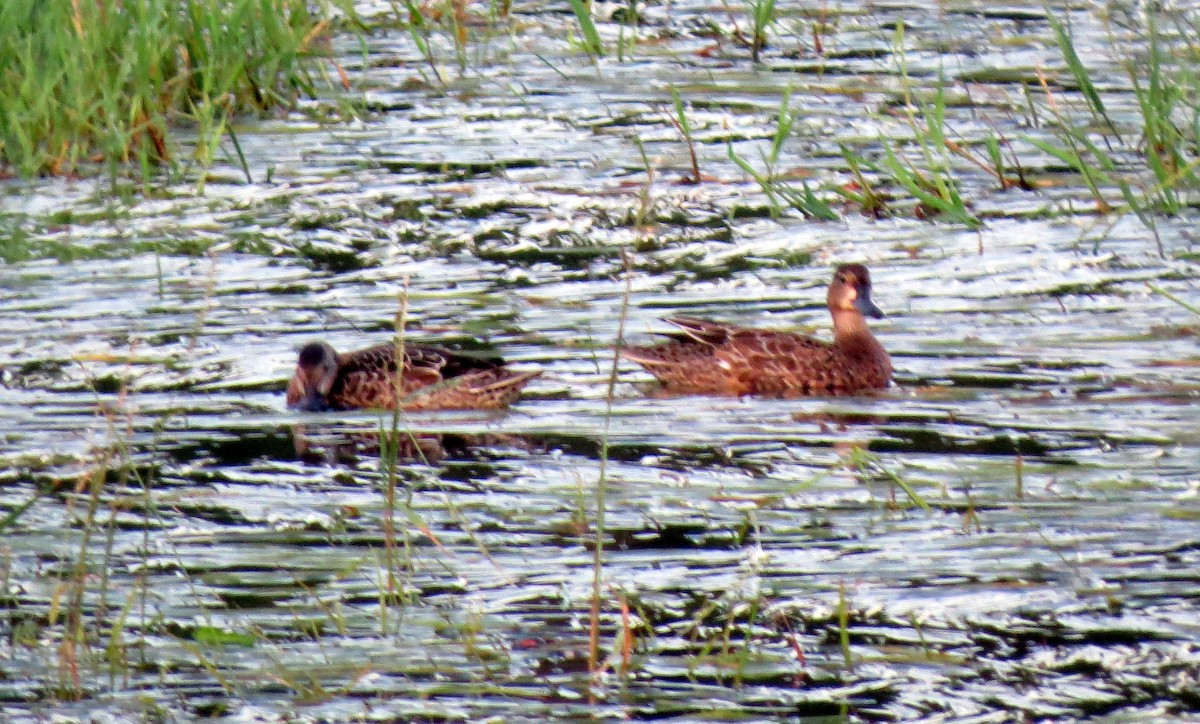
[
  {"xmin": 286, "ymin": 341, "xmax": 339, "ymax": 412},
  {"xmin": 828, "ymin": 263, "xmax": 884, "ymax": 319}
]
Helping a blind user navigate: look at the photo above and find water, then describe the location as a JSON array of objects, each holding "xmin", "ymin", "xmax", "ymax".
[{"xmin": 1, "ymin": 0, "xmax": 1198, "ymax": 720}]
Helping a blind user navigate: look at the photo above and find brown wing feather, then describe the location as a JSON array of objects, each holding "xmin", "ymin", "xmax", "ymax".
[
  {"xmin": 665, "ymin": 317, "xmax": 733, "ymax": 345},
  {"xmin": 715, "ymin": 329, "xmax": 831, "ymax": 395},
  {"xmin": 622, "ymin": 339, "xmax": 729, "ymax": 393},
  {"xmin": 624, "ymin": 323, "xmax": 889, "ymax": 397},
  {"xmin": 405, "ymin": 368, "xmax": 542, "ymax": 410},
  {"xmin": 327, "ymin": 343, "xmax": 537, "ymax": 410}
]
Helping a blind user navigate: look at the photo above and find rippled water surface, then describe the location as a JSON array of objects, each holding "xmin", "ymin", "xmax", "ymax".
[{"xmin": 1, "ymin": 0, "xmax": 1199, "ymax": 721}]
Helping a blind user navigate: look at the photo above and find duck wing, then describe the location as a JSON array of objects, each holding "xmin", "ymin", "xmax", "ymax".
[
  {"xmin": 407, "ymin": 344, "xmax": 503, "ymax": 378},
  {"xmin": 623, "ymin": 320, "xmax": 867, "ymax": 396},
  {"xmin": 711, "ymin": 328, "xmax": 843, "ymax": 395},
  {"xmin": 329, "ymin": 343, "xmax": 529, "ymax": 410}
]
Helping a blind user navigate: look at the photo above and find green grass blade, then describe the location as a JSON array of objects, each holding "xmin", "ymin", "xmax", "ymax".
[
  {"xmin": 1046, "ymin": 12, "xmax": 1122, "ymax": 142},
  {"xmin": 670, "ymin": 86, "xmax": 691, "ymax": 136},
  {"xmin": 1148, "ymin": 283, "xmax": 1200, "ymax": 316},
  {"xmin": 768, "ymin": 85, "xmax": 793, "ymax": 164},
  {"xmin": 567, "ymin": 0, "xmax": 604, "ymax": 58}
]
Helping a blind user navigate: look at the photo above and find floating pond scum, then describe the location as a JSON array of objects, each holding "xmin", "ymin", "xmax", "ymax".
[{"xmin": 0, "ymin": 0, "xmax": 1198, "ymax": 720}]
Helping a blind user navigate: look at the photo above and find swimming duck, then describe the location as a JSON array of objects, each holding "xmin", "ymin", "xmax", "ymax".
[
  {"xmin": 622, "ymin": 263, "xmax": 892, "ymax": 396},
  {"xmin": 286, "ymin": 341, "xmax": 540, "ymax": 412}
]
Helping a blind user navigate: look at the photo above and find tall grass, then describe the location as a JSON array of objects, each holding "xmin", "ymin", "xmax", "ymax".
[
  {"xmin": 568, "ymin": 0, "xmax": 605, "ymax": 59},
  {"xmin": 728, "ymin": 87, "xmax": 840, "ymax": 221},
  {"xmin": 378, "ymin": 280, "xmax": 419, "ymax": 632},
  {"xmin": 387, "ymin": 0, "xmax": 438, "ymax": 85},
  {"xmin": 0, "ymin": 0, "xmax": 353, "ymax": 179},
  {"xmin": 1045, "ymin": 14, "xmax": 1122, "ymax": 143},
  {"xmin": 847, "ymin": 30, "xmax": 982, "ymax": 229},
  {"xmin": 1030, "ymin": 11, "xmax": 1200, "ymax": 254},
  {"xmin": 589, "ymin": 249, "xmax": 634, "ymax": 672},
  {"xmin": 727, "ymin": 73, "xmax": 981, "ymax": 227},
  {"xmin": 667, "ymin": 88, "xmax": 703, "ymax": 185},
  {"xmin": 744, "ymin": 0, "xmax": 777, "ymax": 63}
]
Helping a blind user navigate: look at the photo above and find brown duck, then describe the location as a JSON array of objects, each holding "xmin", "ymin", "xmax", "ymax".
[
  {"xmin": 622, "ymin": 263, "xmax": 892, "ymax": 396},
  {"xmin": 286, "ymin": 341, "xmax": 540, "ymax": 412}
]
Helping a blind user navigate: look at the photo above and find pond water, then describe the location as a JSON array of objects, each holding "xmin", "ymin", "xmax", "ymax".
[{"xmin": 1, "ymin": 0, "xmax": 1199, "ymax": 721}]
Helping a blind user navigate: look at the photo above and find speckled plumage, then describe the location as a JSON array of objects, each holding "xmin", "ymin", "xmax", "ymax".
[
  {"xmin": 287, "ymin": 341, "xmax": 540, "ymax": 412},
  {"xmin": 622, "ymin": 264, "xmax": 892, "ymax": 397}
]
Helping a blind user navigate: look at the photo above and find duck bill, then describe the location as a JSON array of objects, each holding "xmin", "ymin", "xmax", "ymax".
[
  {"xmin": 286, "ymin": 372, "xmax": 329, "ymax": 412},
  {"xmin": 854, "ymin": 292, "xmax": 884, "ymax": 319}
]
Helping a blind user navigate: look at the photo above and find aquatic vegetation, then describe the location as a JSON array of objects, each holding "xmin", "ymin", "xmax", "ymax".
[
  {"xmin": 391, "ymin": 0, "xmax": 444, "ymax": 85},
  {"xmin": 728, "ymin": 88, "xmax": 840, "ymax": 220},
  {"xmin": 568, "ymin": 0, "xmax": 605, "ymax": 59},
  {"xmin": 380, "ymin": 282, "xmax": 420, "ymax": 624},
  {"xmin": 743, "ymin": 0, "xmax": 778, "ymax": 63},
  {"xmin": 0, "ymin": 0, "xmax": 354, "ymax": 179},
  {"xmin": 835, "ymin": 144, "xmax": 891, "ymax": 218},
  {"xmin": 668, "ymin": 88, "xmax": 704, "ymax": 185},
  {"xmin": 589, "ymin": 250, "xmax": 634, "ymax": 671},
  {"xmin": 852, "ymin": 32, "xmax": 982, "ymax": 229},
  {"xmin": 1, "ymin": 2, "xmax": 1199, "ymax": 721},
  {"xmin": 845, "ymin": 447, "xmax": 929, "ymax": 511},
  {"xmin": 728, "ymin": 51, "xmax": 981, "ymax": 227},
  {"xmin": 1149, "ymin": 283, "xmax": 1200, "ymax": 317},
  {"xmin": 979, "ymin": 131, "xmax": 1034, "ymax": 192},
  {"xmin": 613, "ymin": 0, "xmax": 643, "ymax": 61},
  {"xmin": 1031, "ymin": 10, "xmax": 1200, "ymax": 253}
]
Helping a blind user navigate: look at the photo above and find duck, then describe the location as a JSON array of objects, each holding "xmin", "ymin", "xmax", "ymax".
[
  {"xmin": 622, "ymin": 263, "xmax": 892, "ymax": 396},
  {"xmin": 286, "ymin": 340, "xmax": 540, "ymax": 412}
]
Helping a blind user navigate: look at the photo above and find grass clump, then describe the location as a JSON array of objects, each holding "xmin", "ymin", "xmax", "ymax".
[
  {"xmin": 842, "ymin": 29, "xmax": 981, "ymax": 229},
  {"xmin": 0, "ymin": 0, "xmax": 353, "ymax": 179},
  {"xmin": 728, "ymin": 87, "xmax": 840, "ymax": 221},
  {"xmin": 1031, "ymin": 11, "xmax": 1200, "ymax": 253}
]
